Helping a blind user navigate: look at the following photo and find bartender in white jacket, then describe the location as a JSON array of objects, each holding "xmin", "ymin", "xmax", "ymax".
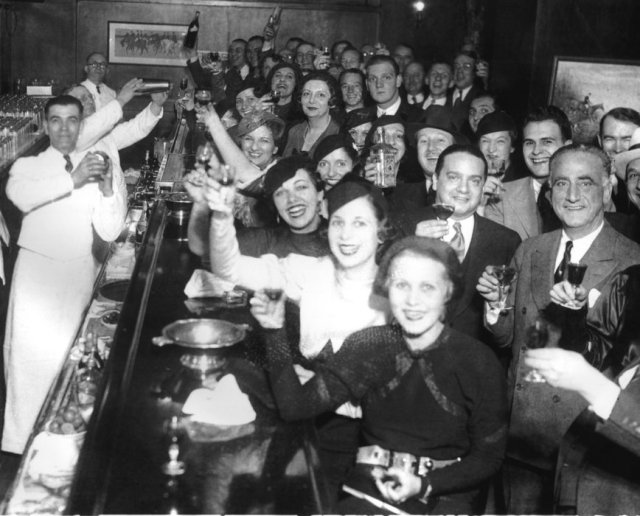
[{"xmin": 3, "ymin": 95, "xmax": 127, "ymax": 454}]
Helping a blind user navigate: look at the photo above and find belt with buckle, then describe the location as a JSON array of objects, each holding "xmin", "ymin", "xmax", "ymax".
[{"xmin": 356, "ymin": 444, "xmax": 461, "ymax": 477}]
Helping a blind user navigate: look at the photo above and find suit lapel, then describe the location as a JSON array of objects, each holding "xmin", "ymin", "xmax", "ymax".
[
  {"xmin": 581, "ymin": 223, "xmax": 618, "ymax": 291},
  {"xmin": 530, "ymin": 232, "xmax": 561, "ymax": 310}
]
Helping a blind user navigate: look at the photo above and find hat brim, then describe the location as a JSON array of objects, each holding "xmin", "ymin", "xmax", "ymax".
[
  {"xmin": 406, "ymin": 122, "xmax": 465, "ymax": 147},
  {"xmin": 614, "ymin": 148, "xmax": 640, "ymax": 180}
]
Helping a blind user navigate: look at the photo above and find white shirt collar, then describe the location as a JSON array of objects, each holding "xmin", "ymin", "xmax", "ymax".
[
  {"xmin": 453, "ymin": 85, "xmax": 473, "ymax": 102},
  {"xmin": 531, "ymin": 177, "xmax": 543, "ymax": 199},
  {"xmin": 555, "ymin": 220, "xmax": 604, "ymax": 269},
  {"xmin": 407, "ymin": 92, "xmax": 425, "ymax": 105},
  {"xmin": 422, "ymin": 95, "xmax": 446, "ymax": 109},
  {"xmin": 239, "ymin": 64, "xmax": 250, "ymax": 80},
  {"xmin": 377, "ymin": 96, "xmax": 401, "ymax": 117}
]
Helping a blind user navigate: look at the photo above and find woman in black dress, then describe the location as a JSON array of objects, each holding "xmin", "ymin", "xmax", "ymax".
[{"xmin": 250, "ymin": 236, "xmax": 507, "ymax": 514}]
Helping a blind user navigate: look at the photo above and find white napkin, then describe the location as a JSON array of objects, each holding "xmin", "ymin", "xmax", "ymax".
[
  {"xmin": 182, "ymin": 374, "xmax": 256, "ymax": 425},
  {"xmin": 184, "ymin": 269, "xmax": 235, "ymax": 298}
]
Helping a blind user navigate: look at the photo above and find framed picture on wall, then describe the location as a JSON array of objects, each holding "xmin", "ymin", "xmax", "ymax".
[
  {"xmin": 108, "ymin": 22, "xmax": 188, "ymax": 67},
  {"xmin": 548, "ymin": 56, "xmax": 640, "ymax": 144}
]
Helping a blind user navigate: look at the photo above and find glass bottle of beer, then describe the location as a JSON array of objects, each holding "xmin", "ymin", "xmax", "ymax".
[{"xmin": 183, "ymin": 11, "xmax": 200, "ymax": 50}]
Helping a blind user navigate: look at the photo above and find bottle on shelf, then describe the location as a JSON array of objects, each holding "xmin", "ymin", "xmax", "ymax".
[
  {"xmin": 183, "ymin": 11, "xmax": 200, "ymax": 50},
  {"xmin": 75, "ymin": 335, "xmax": 104, "ymax": 423}
]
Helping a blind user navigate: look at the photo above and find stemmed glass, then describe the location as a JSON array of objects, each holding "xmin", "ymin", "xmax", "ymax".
[
  {"xmin": 195, "ymin": 143, "xmax": 214, "ymax": 172},
  {"xmin": 194, "ymin": 89, "xmax": 212, "ymax": 130},
  {"xmin": 486, "ymin": 158, "xmax": 506, "ymax": 204},
  {"xmin": 488, "ymin": 265, "xmax": 517, "ymax": 314},
  {"xmin": 567, "ymin": 262, "xmax": 587, "ymax": 293},
  {"xmin": 433, "ymin": 203, "xmax": 455, "ymax": 221},
  {"xmin": 523, "ymin": 317, "xmax": 550, "ymax": 382}
]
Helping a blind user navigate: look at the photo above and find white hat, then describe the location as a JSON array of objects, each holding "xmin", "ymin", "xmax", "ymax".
[{"xmin": 613, "ymin": 127, "xmax": 640, "ymax": 180}]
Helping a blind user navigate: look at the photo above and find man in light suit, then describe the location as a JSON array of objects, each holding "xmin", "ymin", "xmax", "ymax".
[
  {"xmin": 399, "ymin": 144, "xmax": 521, "ymax": 345},
  {"xmin": 476, "ymin": 144, "xmax": 640, "ymax": 514},
  {"xmin": 484, "ymin": 106, "xmax": 573, "ymax": 240}
]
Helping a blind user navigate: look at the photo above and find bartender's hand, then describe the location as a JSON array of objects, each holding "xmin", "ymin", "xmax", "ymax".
[
  {"xmin": 97, "ymin": 155, "xmax": 114, "ymax": 197},
  {"xmin": 550, "ymin": 281, "xmax": 588, "ymax": 309},
  {"xmin": 117, "ymin": 78, "xmax": 143, "ymax": 107},
  {"xmin": 372, "ymin": 467, "xmax": 422, "ymax": 505},
  {"xmin": 250, "ymin": 290, "xmax": 286, "ymax": 329},
  {"xmin": 71, "ymin": 152, "xmax": 108, "ymax": 188},
  {"xmin": 415, "ymin": 219, "xmax": 449, "ymax": 239}
]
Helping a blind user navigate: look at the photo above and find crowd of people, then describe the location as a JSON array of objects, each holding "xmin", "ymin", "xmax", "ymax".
[{"xmin": 1, "ymin": 21, "xmax": 640, "ymax": 515}]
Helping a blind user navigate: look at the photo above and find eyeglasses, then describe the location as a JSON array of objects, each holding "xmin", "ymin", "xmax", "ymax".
[{"xmin": 88, "ymin": 62, "xmax": 108, "ymax": 69}]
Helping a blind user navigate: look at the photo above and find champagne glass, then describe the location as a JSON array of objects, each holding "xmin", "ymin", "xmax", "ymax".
[
  {"xmin": 195, "ymin": 143, "xmax": 214, "ymax": 172},
  {"xmin": 523, "ymin": 317, "xmax": 549, "ymax": 382},
  {"xmin": 433, "ymin": 203, "xmax": 455, "ymax": 221},
  {"xmin": 488, "ymin": 265, "xmax": 517, "ymax": 313}
]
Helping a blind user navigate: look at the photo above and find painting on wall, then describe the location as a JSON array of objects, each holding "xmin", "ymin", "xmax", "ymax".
[
  {"xmin": 548, "ymin": 56, "xmax": 640, "ymax": 144},
  {"xmin": 108, "ymin": 22, "xmax": 188, "ymax": 67}
]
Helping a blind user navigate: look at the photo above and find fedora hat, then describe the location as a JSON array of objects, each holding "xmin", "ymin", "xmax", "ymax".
[
  {"xmin": 406, "ymin": 105, "xmax": 464, "ymax": 145},
  {"xmin": 613, "ymin": 127, "xmax": 640, "ymax": 180}
]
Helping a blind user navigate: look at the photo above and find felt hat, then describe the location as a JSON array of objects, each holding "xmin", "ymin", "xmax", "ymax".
[
  {"xmin": 262, "ymin": 155, "xmax": 314, "ymax": 197},
  {"xmin": 326, "ymin": 173, "xmax": 388, "ymax": 219},
  {"xmin": 475, "ymin": 110, "xmax": 517, "ymax": 138},
  {"xmin": 406, "ymin": 105, "xmax": 463, "ymax": 145},
  {"xmin": 235, "ymin": 111, "xmax": 286, "ymax": 139},
  {"xmin": 613, "ymin": 127, "xmax": 640, "ymax": 180}
]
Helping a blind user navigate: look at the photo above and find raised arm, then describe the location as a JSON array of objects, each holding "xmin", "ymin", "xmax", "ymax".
[{"xmin": 200, "ymin": 105, "xmax": 263, "ymax": 186}]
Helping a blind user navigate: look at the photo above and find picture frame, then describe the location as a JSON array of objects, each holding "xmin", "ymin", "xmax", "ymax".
[
  {"xmin": 108, "ymin": 22, "xmax": 188, "ymax": 67},
  {"xmin": 548, "ymin": 56, "xmax": 640, "ymax": 144}
]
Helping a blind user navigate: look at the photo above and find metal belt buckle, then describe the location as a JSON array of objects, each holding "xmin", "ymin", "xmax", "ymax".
[
  {"xmin": 356, "ymin": 445, "xmax": 391, "ymax": 467},
  {"xmin": 391, "ymin": 451, "xmax": 417, "ymax": 473},
  {"xmin": 417, "ymin": 456, "xmax": 435, "ymax": 477}
]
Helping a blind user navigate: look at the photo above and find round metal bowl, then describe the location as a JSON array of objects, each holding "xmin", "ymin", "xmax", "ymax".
[{"xmin": 152, "ymin": 319, "xmax": 249, "ymax": 349}]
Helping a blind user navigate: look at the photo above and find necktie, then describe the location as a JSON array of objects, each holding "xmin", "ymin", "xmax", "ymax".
[
  {"xmin": 63, "ymin": 154, "xmax": 73, "ymax": 173},
  {"xmin": 536, "ymin": 181, "xmax": 561, "ymax": 233},
  {"xmin": 449, "ymin": 222, "xmax": 465, "ymax": 263},
  {"xmin": 554, "ymin": 240, "xmax": 573, "ymax": 283},
  {"xmin": 411, "ymin": 95, "xmax": 417, "ymax": 105},
  {"xmin": 96, "ymin": 85, "xmax": 101, "ymax": 94},
  {"xmin": 453, "ymin": 91, "xmax": 462, "ymax": 107}
]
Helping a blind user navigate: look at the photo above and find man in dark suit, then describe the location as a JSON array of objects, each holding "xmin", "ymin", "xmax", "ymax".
[
  {"xmin": 387, "ymin": 105, "xmax": 463, "ymax": 216},
  {"xmin": 187, "ymin": 38, "xmax": 249, "ymax": 105},
  {"xmin": 402, "ymin": 61, "xmax": 427, "ymax": 107},
  {"xmin": 398, "ymin": 144, "xmax": 521, "ymax": 344},
  {"xmin": 477, "ymin": 144, "xmax": 640, "ymax": 514},
  {"xmin": 364, "ymin": 55, "xmax": 422, "ymax": 123},
  {"xmin": 446, "ymin": 50, "xmax": 485, "ymax": 131}
]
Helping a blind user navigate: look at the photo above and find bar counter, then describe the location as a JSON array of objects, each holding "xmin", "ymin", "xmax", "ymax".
[
  {"xmin": 1, "ymin": 120, "xmax": 330, "ymax": 513},
  {"xmin": 68, "ymin": 203, "xmax": 329, "ymax": 514}
]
